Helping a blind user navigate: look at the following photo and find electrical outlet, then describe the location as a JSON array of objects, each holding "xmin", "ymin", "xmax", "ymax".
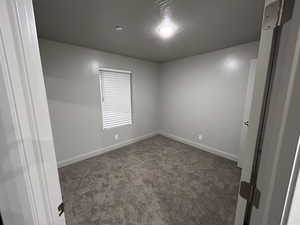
[
  {"xmin": 114, "ymin": 134, "xmax": 119, "ymax": 140},
  {"xmin": 198, "ymin": 134, "xmax": 203, "ymax": 141}
]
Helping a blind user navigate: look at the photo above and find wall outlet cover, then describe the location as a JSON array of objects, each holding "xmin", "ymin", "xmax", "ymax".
[
  {"xmin": 114, "ymin": 134, "xmax": 119, "ymax": 140},
  {"xmin": 198, "ymin": 135, "xmax": 203, "ymax": 141}
]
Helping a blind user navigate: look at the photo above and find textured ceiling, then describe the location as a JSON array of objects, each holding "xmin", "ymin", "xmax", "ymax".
[{"xmin": 33, "ymin": 0, "xmax": 264, "ymax": 62}]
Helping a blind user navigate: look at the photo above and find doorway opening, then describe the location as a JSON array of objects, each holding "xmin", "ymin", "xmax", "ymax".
[{"xmin": 1, "ymin": 0, "xmax": 299, "ymax": 225}]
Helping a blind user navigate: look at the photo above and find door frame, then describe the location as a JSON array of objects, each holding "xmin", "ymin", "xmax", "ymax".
[
  {"xmin": 234, "ymin": 0, "xmax": 282, "ymax": 223},
  {"xmin": 1, "ymin": 0, "xmax": 65, "ymax": 224},
  {"xmin": 2, "ymin": 0, "xmax": 299, "ymax": 225},
  {"xmin": 256, "ymin": 6, "xmax": 300, "ymax": 223},
  {"xmin": 238, "ymin": 59, "xmax": 257, "ymax": 169},
  {"xmin": 234, "ymin": 0, "xmax": 297, "ymax": 224},
  {"xmin": 281, "ymin": 136, "xmax": 300, "ymax": 225}
]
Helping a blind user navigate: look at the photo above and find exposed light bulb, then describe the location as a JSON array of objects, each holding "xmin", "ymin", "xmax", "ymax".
[{"xmin": 156, "ymin": 18, "xmax": 177, "ymax": 39}]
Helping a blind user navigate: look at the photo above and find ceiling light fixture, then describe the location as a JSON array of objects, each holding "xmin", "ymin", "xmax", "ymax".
[
  {"xmin": 115, "ymin": 25, "xmax": 124, "ymax": 31},
  {"xmin": 156, "ymin": 18, "xmax": 177, "ymax": 39}
]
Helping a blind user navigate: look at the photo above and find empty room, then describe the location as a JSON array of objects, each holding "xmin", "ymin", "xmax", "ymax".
[
  {"xmin": 33, "ymin": 0, "xmax": 261, "ymax": 224},
  {"xmin": 1, "ymin": 0, "xmax": 300, "ymax": 225}
]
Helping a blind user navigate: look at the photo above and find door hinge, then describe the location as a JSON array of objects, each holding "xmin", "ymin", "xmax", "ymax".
[
  {"xmin": 263, "ymin": 0, "xmax": 295, "ymax": 30},
  {"xmin": 58, "ymin": 202, "xmax": 64, "ymax": 216},
  {"xmin": 239, "ymin": 181, "xmax": 261, "ymax": 208},
  {"xmin": 263, "ymin": 0, "xmax": 281, "ymax": 30}
]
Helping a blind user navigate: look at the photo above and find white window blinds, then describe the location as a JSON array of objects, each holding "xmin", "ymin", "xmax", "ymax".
[{"xmin": 99, "ymin": 69, "xmax": 132, "ymax": 129}]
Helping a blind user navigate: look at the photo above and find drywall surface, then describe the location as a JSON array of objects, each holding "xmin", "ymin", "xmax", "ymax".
[
  {"xmin": 159, "ymin": 42, "xmax": 258, "ymax": 159},
  {"xmin": 39, "ymin": 39, "xmax": 160, "ymax": 164},
  {"xmin": 40, "ymin": 39, "xmax": 258, "ymax": 165}
]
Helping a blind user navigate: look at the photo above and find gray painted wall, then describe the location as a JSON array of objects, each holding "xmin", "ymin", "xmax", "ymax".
[
  {"xmin": 39, "ymin": 39, "xmax": 258, "ymax": 165},
  {"xmin": 39, "ymin": 39, "xmax": 160, "ymax": 164},
  {"xmin": 159, "ymin": 42, "xmax": 258, "ymax": 159}
]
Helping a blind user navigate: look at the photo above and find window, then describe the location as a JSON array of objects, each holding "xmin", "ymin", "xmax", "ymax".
[{"xmin": 99, "ymin": 68, "xmax": 132, "ymax": 129}]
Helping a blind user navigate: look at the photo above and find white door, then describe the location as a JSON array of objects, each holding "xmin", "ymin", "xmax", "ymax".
[
  {"xmin": 234, "ymin": 0, "xmax": 300, "ymax": 224},
  {"xmin": 0, "ymin": 0, "xmax": 66, "ymax": 225},
  {"xmin": 250, "ymin": 1, "xmax": 300, "ymax": 223},
  {"xmin": 238, "ymin": 59, "xmax": 257, "ymax": 169},
  {"xmin": 234, "ymin": 0, "xmax": 289, "ymax": 224},
  {"xmin": 0, "ymin": 30, "xmax": 36, "ymax": 225}
]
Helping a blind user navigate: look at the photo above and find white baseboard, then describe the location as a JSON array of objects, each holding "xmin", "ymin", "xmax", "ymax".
[
  {"xmin": 57, "ymin": 132, "xmax": 159, "ymax": 168},
  {"xmin": 158, "ymin": 131, "xmax": 238, "ymax": 162},
  {"xmin": 58, "ymin": 131, "xmax": 237, "ymax": 168}
]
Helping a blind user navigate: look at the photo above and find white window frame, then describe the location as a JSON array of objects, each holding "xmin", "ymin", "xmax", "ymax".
[{"xmin": 99, "ymin": 67, "xmax": 133, "ymax": 129}]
